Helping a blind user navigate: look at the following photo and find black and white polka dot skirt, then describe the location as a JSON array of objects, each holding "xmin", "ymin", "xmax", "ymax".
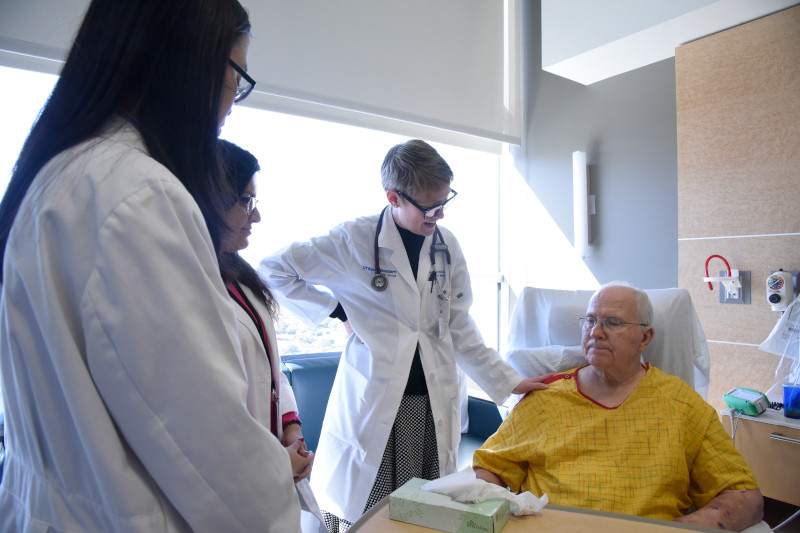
[{"xmin": 322, "ymin": 394, "xmax": 440, "ymax": 533}]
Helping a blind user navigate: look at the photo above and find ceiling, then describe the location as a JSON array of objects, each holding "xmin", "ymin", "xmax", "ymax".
[{"xmin": 541, "ymin": 0, "xmax": 800, "ymax": 85}]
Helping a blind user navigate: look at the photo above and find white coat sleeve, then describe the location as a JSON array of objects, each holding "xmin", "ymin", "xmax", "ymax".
[
  {"xmin": 82, "ymin": 178, "xmax": 300, "ymax": 532},
  {"xmin": 280, "ymin": 371, "xmax": 299, "ymax": 415},
  {"xmin": 260, "ymin": 227, "xmax": 353, "ymax": 327},
  {"xmin": 444, "ymin": 232, "xmax": 521, "ymax": 405}
]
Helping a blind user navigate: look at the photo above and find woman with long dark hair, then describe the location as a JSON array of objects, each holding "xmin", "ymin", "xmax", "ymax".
[
  {"xmin": 218, "ymin": 140, "xmax": 313, "ymax": 479},
  {"xmin": 218, "ymin": 141, "xmax": 327, "ymax": 532},
  {"xmin": 0, "ymin": 1, "xmax": 300, "ymax": 531}
]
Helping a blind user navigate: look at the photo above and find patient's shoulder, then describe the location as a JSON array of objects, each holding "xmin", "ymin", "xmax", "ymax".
[
  {"xmin": 646, "ymin": 366, "xmax": 698, "ymax": 395},
  {"xmin": 642, "ymin": 367, "xmax": 712, "ymax": 419},
  {"xmin": 541, "ymin": 367, "xmax": 582, "ymax": 385},
  {"xmin": 518, "ymin": 366, "xmax": 583, "ymax": 399}
]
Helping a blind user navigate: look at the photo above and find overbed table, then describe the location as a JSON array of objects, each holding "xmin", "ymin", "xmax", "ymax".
[{"xmin": 349, "ymin": 496, "xmax": 727, "ymax": 533}]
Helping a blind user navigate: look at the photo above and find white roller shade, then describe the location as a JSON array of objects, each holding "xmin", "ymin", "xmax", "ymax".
[{"xmin": 0, "ymin": 0, "xmax": 521, "ymax": 148}]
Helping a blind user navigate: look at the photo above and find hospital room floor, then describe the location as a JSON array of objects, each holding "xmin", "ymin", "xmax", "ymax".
[{"xmin": 764, "ymin": 498, "xmax": 800, "ymax": 532}]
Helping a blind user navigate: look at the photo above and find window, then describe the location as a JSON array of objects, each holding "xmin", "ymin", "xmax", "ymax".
[
  {"xmin": 0, "ymin": 66, "xmax": 58, "ymax": 193},
  {"xmin": 220, "ymin": 105, "xmax": 501, "ymax": 357},
  {"xmin": 0, "ymin": 66, "xmax": 503, "ymax": 362}
]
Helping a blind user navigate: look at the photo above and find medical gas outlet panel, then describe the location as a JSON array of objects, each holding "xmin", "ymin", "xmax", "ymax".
[{"xmin": 766, "ymin": 270, "xmax": 799, "ymax": 312}]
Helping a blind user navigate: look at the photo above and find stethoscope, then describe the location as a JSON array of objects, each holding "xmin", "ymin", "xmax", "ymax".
[{"xmin": 371, "ymin": 206, "xmax": 462, "ymax": 301}]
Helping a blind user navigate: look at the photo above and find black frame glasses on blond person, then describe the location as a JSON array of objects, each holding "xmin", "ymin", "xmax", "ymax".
[
  {"xmin": 238, "ymin": 195, "xmax": 258, "ymax": 216},
  {"xmin": 228, "ymin": 59, "xmax": 256, "ymax": 103},
  {"xmin": 397, "ymin": 189, "xmax": 458, "ymax": 220},
  {"xmin": 578, "ymin": 316, "xmax": 648, "ymax": 331}
]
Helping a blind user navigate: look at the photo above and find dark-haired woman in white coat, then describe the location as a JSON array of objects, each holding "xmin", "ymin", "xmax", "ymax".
[{"xmin": 0, "ymin": 1, "xmax": 299, "ymax": 530}]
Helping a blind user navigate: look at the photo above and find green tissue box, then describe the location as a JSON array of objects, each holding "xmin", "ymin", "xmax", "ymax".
[{"xmin": 389, "ymin": 477, "xmax": 511, "ymax": 533}]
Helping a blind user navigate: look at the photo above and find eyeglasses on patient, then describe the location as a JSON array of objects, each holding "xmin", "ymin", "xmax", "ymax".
[
  {"xmin": 238, "ymin": 195, "xmax": 258, "ymax": 216},
  {"xmin": 397, "ymin": 189, "xmax": 458, "ymax": 220},
  {"xmin": 228, "ymin": 59, "xmax": 256, "ymax": 103},
  {"xmin": 578, "ymin": 316, "xmax": 648, "ymax": 331}
]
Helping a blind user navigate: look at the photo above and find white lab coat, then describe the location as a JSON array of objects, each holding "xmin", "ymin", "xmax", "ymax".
[
  {"xmin": 260, "ymin": 208, "xmax": 522, "ymax": 522},
  {"xmin": 233, "ymin": 284, "xmax": 327, "ymax": 533},
  {"xmin": 233, "ymin": 284, "xmax": 298, "ymax": 429},
  {"xmin": 0, "ymin": 120, "xmax": 300, "ymax": 532}
]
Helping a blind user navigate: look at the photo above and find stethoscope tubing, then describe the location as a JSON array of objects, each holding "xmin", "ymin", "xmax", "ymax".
[
  {"xmin": 372, "ymin": 206, "xmax": 455, "ymax": 297},
  {"xmin": 371, "ymin": 207, "xmax": 389, "ymax": 291}
]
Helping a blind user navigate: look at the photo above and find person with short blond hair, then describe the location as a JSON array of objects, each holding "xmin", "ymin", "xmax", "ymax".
[{"xmin": 262, "ymin": 139, "xmax": 549, "ymax": 531}]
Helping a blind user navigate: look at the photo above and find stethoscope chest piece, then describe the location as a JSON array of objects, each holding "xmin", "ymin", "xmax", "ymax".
[
  {"xmin": 371, "ymin": 205, "xmax": 457, "ymax": 297},
  {"xmin": 371, "ymin": 273, "xmax": 388, "ymax": 292}
]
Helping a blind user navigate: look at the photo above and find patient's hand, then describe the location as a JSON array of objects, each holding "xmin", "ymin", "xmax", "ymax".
[
  {"xmin": 674, "ymin": 489, "xmax": 763, "ymax": 531},
  {"xmin": 474, "ymin": 467, "xmax": 507, "ymax": 488},
  {"xmin": 512, "ymin": 375, "xmax": 551, "ymax": 395}
]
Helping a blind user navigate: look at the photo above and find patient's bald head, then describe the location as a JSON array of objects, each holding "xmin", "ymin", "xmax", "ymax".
[
  {"xmin": 582, "ymin": 282, "xmax": 655, "ymax": 370},
  {"xmin": 591, "ymin": 282, "xmax": 653, "ymax": 326}
]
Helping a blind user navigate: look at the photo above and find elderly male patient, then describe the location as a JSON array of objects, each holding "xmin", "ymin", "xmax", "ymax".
[{"xmin": 473, "ymin": 282, "xmax": 763, "ymax": 531}]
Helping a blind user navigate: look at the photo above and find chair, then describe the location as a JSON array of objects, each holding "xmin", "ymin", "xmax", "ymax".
[
  {"xmin": 281, "ymin": 352, "xmax": 341, "ymax": 453},
  {"xmin": 505, "ymin": 287, "xmax": 710, "ymax": 399},
  {"xmin": 503, "ymin": 288, "xmax": 775, "ymax": 532},
  {"xmin": 0, "ymin": 412, "xmax": 4, "ymax": 483}
]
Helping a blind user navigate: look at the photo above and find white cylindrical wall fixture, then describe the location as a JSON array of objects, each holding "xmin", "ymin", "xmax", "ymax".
[{"xmin": 573, "ymin": 150, "xmax": 590, "ymax": 257}]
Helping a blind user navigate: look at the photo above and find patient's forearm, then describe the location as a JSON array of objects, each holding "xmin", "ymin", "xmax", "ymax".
[
  {"xmin": 474, "ymin": 467, "xmax": 507, "ymax": 488},
  {"xmin": 674, "ymin": 489, "xmax": 763, "ymax": 531}
]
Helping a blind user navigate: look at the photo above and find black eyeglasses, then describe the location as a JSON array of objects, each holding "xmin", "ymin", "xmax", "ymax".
[
  {"xmin": 238, "ymin": 195, "xmax": 258, "ymax": 216},
  {"xmin": 397, "ymin": 189, "xmax": 458, "ymax": 220},
  {"xmin": 229, "ymin": 59, "xmax": 256, "ymax": 103},
  {"xmin": 578, "ymin": 316, "xmax": 648, "ymax": 331}
]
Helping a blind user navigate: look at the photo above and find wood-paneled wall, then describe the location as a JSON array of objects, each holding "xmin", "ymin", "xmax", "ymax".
[{"xmin": 676, "ymin": 6, "xmax": 800, "ymax": 413}]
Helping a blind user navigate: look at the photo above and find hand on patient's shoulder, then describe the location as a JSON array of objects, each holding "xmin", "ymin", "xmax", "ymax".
[{"xmin": 512, "ymin": 375, "xmax": 551, "ymax": 395}]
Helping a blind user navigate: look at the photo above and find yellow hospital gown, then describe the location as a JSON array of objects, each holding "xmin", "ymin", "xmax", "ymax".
[{"xmin": 472, "ymin": 365, "xmax": 757, "ymax": 520}]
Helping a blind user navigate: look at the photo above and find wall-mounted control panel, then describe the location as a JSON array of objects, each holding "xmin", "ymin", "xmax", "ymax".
[{"xmin": 767, "ymin": 270, "xmax": 799, "ymax": 312}]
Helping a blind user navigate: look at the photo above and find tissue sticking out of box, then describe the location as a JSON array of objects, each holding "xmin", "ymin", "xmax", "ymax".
[{"xmin": 422, "ymin": 468, "xmax": 548, "ymax": 516}]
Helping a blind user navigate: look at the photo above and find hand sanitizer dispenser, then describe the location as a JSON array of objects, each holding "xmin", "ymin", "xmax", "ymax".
[{"xmin": 767, "ymin": 270, "xmax": 794, "ymax": 312}]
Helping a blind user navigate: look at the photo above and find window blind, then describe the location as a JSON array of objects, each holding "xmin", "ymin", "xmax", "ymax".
[{"xmin": 0, "ymin": 0, "xmax": 521, "ymax": 149}]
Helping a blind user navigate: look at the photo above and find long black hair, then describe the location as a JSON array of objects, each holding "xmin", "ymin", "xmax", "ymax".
[
  {"xmin": 0, "ymin": 0, "xmax": 251, "ymax": 282},
  {"xmin": 219, "ymin": 140, "xmax": 279, "ymax": 320}
]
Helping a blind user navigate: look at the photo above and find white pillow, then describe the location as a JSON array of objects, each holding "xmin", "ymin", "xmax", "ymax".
[{"xmin": 506, "ymin": 345, "xmax": 587, "ymax": 378}]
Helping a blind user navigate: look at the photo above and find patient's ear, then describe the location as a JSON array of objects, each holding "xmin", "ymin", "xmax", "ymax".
[{"xmin": 638, "ymin": 326, "xmax": 655, "ymax": 353}]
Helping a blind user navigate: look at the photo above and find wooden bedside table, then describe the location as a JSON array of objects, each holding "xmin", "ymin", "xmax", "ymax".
[{"xmin": 721, "ymin": 408, "xmax": 800, "ymax": 506}]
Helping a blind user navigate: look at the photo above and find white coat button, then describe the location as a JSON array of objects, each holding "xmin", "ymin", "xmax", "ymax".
[{"xmin": 437, "ymin": 420, "xmax": 444, "ymax": 428}]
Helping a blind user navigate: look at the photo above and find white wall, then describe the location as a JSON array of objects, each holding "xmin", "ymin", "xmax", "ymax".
[{"xmin": 509, "ymin": 0, "xmax": 680, "ymax": 292}]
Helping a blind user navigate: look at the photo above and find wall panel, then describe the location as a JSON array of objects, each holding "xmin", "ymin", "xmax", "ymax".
[
  {"xmin": 706, "ymin": 343, "xmax": 779, "ymax": 412},
  {"xmin": 676, "ymin": 5, "xmax": 800, "ymax": 413}
]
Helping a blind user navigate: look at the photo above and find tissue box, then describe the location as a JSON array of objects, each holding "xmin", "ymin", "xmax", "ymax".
[{"xmin": 389, "ymin": 478, "xmax": 511, "ymax": 533}]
